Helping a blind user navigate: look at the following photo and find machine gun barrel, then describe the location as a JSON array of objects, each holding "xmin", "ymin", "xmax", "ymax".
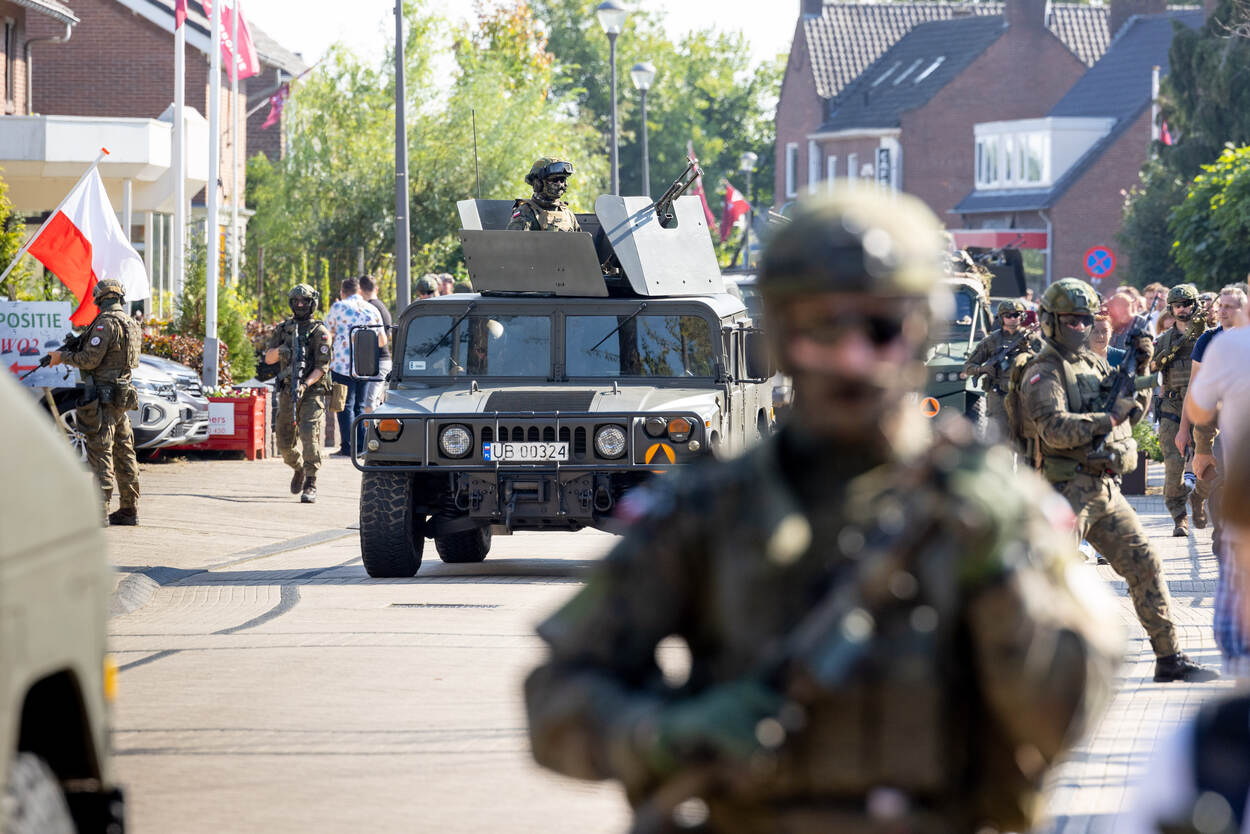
[{"xmin": 653, "ymin": 159, "xmax": 703, "ymax": 229}]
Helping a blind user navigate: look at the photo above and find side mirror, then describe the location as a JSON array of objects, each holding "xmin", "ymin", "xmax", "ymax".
[
  {"xmin": 352, "ymin": 327, "xmax": 380, "ymax": 379},
  {"xmin": 744, "ymin": 331, "xmax": 775, "ymax": 381}
]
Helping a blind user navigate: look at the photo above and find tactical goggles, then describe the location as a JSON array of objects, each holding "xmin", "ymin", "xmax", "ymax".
[
  {"xmin": 793, "ymin": 313, "xmax": 908, "ymax": 347},
  {"xmin": 1001, "ymin": 312, "xmax": 1022, "ymax": 319},
  {"xmin": 540, "ymin": 161, "xmax": 574, "ymax": 180}
]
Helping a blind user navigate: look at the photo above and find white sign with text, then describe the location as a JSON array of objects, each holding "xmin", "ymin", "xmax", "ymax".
[
  {"xmin": 208, "ymin": 401, "xmax": 235, "ymax": 436},
  {"xmin": 1, "ymin": 301, "xmax": 81, "ymax": 388}
]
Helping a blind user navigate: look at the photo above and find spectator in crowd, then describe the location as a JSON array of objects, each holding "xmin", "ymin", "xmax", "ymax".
[
  {"xmin": 453, "ymin": 278, "xmax": 474, "ymax": 294},
  {"xmin": 325, "ymin": 277, "xmax": 384, "ymax": 457},
  {"xmin": 1023, "ymin": 287, "xmax": 1037, "ymax": 309},
  {"xmin": 358, "ymin": 275, "xmax": 392, "ymax": 413},
  {"xmin": 438, "ymin": 274, "xmax": 455, "ymax": 296},
  {"xmin": 1120, "ymin": 422, "xmax": 1250, "ymax": 832},
  {"xmin": 1107, "ymin": 291, "xmax": 1148, "ymax": 349},
  {"xmin": 1091, "ymin": 313, "xmax": 1126, "ymax": 367},
  {"xmin": 1185, "ymin": 292, "xmax": 1250, "ymax": 675},
  {"xmin": 1143, "ymin": 282, "xmax": 1168, "ymax": 329},
  {"xmin": 416, "ymin": 274, "xmax": 439, "ymax": 299},
  {"xmin": 1155, "ymin": 310, "xmax": 1175, "ymax": 337}
]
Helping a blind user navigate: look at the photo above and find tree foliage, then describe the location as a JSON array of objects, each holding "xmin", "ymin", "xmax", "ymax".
[
  {"xmin": 1117, "ymin": 159, "xmax": 1187, "ymax": 288},
  {"xmin": 1168, "ymin": 144, "xmax": 1250, "ymax": 290}
]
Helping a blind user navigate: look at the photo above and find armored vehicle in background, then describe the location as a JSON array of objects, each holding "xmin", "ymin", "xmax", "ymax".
[
  {"xmin": 921, "ymin": 254, "xmax": 993, "ymax": 425},
  {"xmin": 352, "ymin": 193, "xmax": 775, "ymax": 577}
]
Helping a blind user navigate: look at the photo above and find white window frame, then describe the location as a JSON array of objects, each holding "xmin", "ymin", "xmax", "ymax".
[
  {"xmin": 807, "ymin": 140, "xmax": 821, "ymax": 193},
  {"xmin": 847, "ymin": 153, "xmax": 859, "ymax": 184},
  {"xmin": 826, "ymin": 155, "xmax": 838, "ymax": 193},
  {"xmin": 785, "ymin": 142, "xmax": 799, "ymax": 198}
]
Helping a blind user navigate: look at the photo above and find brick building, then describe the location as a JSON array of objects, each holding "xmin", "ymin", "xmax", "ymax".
[
  {"xmin": 953, "ymin": 8, "xmax": 1202, "ymax": 288},
  {"xmin": 774, "ymin": 0, "xmax": 1110, "ymax": 206},
  {"xmin": 0, "ymin": 0, "xmax": 78, "ymax": 116}
]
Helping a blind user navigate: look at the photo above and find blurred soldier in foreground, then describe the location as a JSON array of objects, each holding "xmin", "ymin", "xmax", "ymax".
[
  {"xmin": 508, "ymin": 158, "xmax": 581, "ymax": 232},
  {"xmin": 525, "ymin": 192, "xmax": 1122, "ymax": 834},
  {"xmin": 263, "ymin": 284, "xmax": 331, "ymax": 503},
  {"xmin": 1151, "ymin": 283, "xmax": 1210, "ymax": 536},
  {"xmin": 47, "ymin": 278, "xmax": 142, "ymax": 525},
  {"xmin": 962, "ymin": 298, "xmax": 1041, "ymax": 441},
  {"xmin": 1016, "ymin": 278, "xmax": 1216, "ymax": 682}
]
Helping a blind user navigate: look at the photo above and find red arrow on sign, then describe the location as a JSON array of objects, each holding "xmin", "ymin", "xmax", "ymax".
[{"xmin": 9, "ymin": 361, "xmax": 37, "ymax": 375}]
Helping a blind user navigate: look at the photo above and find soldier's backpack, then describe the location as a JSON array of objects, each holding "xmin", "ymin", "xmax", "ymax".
[{"xmin": 1003, "ymin": 347, "xmax": 1043, "ymax": 464}]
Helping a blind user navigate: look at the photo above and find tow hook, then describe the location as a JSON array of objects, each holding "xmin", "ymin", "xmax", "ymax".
[{"xmin": 593, "ymin": 477, "xmax": 613, "ymax": 512}]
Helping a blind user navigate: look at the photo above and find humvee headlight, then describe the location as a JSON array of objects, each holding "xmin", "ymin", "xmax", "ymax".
[
  {"xmin": 644, "ymin": 416, "xmax": 668, "ymax": 437},
  {"xmin": 377, "ymin": 418, "xmax": 403, "ymax": 441},
  {"xmin": 439, "ymin": 425, "xmax": 472, "ymax": 458},
  {"xmin": 594, "ymin": 425, "xmax": 627, "ymax": 458},
  {"xmin": 667, "ymin": 417, "xmax": 692, "ymax": 443}
]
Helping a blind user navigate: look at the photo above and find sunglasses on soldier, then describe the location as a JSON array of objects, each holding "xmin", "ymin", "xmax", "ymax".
[
  {"xmin": 1001, "ymin": 312, "xmax": 1022, "ymax": 319},
  {"xmin": 792, "ymin": 312, "xmax": 908, "ymax": 347}
]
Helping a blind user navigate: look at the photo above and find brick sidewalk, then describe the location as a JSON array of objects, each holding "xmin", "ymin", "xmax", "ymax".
[{"xmin": 1041, "ymin": 461, "xmax": 1233, "ymax": 834}]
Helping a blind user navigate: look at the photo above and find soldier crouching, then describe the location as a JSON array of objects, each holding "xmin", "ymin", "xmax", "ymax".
[
  {"xmin": 524, "ymin": 191, "xmax": 1123, "ymax": 834},
  {"xmin": 264, "ymin": 284, "xmax": 332, "ymax": 503}
]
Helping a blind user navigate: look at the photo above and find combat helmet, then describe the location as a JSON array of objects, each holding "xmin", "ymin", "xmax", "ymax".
[
  {"xmin": 1167, "ymin": 283, "xmax": 1199, "ymax": 321},
  {"xmin": 997, "ymin": 299, "xmax": 1026, "ymax": 316},
  {"xmin": 288, "ymin": 283, "xmax": 319, "ymax": 319},
  {"xmin": 1039, "ymin": 278, "xmax": 1099, "ymax": 351},
  {"xmin": 525, "ymin": 158, "xmax": 574, "ymax": 189},
  {"xmin": 92, "ymin": 278, "xmax": 126, "ymax": 304},
  {"xmin": 758, "ymin": 191, "xmax": 947, "ymax": 301},
  {"xmin": 416, "ymin": 275, "xmax": 439, "ymax": 296}
]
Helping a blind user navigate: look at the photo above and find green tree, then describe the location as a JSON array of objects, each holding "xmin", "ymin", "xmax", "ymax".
[
  {"xmin": 1117, "ymin": 159, "xmax": 1187, "ymax": 288},
  {"xmin": 1167, "ymin": 144, "xmax": 1250, "ymax": 290}
]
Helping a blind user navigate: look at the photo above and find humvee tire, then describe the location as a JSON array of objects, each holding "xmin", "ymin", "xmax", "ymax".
[
  {"xmin": 360, "ymin": 471, "xmax": 425, "ymax": 577},
  {"xmin": 4, "ymin": 753, "xmax": 74, "ymax": 834},
  {"xmin": 435, "ymin": 527, "xmax": 492, "ymax": 564},
  {"xmin": 964, "ymin": 392, "xmax": 987, "ymax": 439}
]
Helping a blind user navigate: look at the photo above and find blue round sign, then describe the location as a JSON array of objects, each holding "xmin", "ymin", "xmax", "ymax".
[{"xmin": 1084, "ymin": 246, "xmax": 1116, "ymax": 278}]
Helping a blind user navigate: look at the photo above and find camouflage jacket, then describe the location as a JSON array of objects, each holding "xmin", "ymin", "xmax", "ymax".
[
  {"xmin": 526, "ymin": 420, "xmax": 1120, "ymax": 834},
  {"xmin": 507, "ymin": 198, "xmax": 581, "ymax": 232},
  {"xmin": 1020, "ymin": 343, "xmax": 1147, "ymax": 477},
  {"xmin": 265, "ymin": 318, "xmax": 332, "ymax": 394},
  {"xmin": 1151, "ymin": 324, "xmax": 1200, "ymax": 396},
  {"xmin": 963, "ymin": 328, "xmax": 1042, "ymax": 392},
  {"xmin": 64, "ymin": 308, "xmax": 141, "ymax": 386}
]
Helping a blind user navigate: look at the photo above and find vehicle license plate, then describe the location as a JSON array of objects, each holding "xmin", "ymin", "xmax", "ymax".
[{"xmin": 483, "ymin": 442, "xmax": 569, "ymax": 462}]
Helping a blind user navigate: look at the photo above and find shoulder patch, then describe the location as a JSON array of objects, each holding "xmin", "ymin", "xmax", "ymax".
[
  {"xmin": 511, "ymin": 211, "xmax": 522, "ymax": 219},
  {"xmin": 1028, "ymin": 373, "xmax": 1042, "ymax": 386},
  {"xmin": 320, "ymin": 345, "xmax": 329, "ymax": 354},
  {"xmin": 96, "ymin": 325, "xmax": 105, "ymax": 330},
  {"xmin": 90, "ymin": 336, "xmax": 101, "ymax": 346}
]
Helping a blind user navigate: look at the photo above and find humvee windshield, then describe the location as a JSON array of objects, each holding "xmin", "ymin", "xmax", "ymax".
[
  {"xmin": 566, "ymin": 314, "xmax": 716, "ymax": 378},
  {"xmin": 402, "ymin": 314, "xmax": 552, "ymax": 378}
]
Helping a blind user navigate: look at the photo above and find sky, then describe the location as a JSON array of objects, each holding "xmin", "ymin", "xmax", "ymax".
[{"xmin": 238, "ymin": 0, "xmax": 799, "ymax": 71}]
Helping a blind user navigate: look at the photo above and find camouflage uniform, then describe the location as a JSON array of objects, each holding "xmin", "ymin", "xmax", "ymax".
[
  {"xmin": 1151, "ymin": 288, "xmax": 1211, "ymax": 529},
  {"xmin": 266, "ymin": 285, "xmax": 332, "ymax": 499},
  {"xmin": 61, "ymin": 280, "xmax": 142, "ymax": 521},
  {"xmin": 963, "ymin": 306, "xmax": 1041, "ymax": 440},
  {"xmin": 508, "ymin": 157, "xmax": 581, "ymax": 232},
  {"xmin": 527, "ymin": 193, "xmax": 1121, "ymax": 834},
  {"xmin": 1019, "ymin": 279, "xmax": 1213, "ymax": 682}
]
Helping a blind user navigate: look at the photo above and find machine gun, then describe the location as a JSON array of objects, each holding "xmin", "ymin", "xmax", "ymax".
[
  {"xmin": 1149, "ymin": 306, "xmax": 1207, "ymax": 375},
  {"xmin": 18, "ymin": 331, "xmax": 84, "ymax": 382},
  {"xmin": 288, "ymin": 325, "xmax": 308, "ymax": 428},
  {"xmin": 653, "ymin": 157, "xmax": 704, "ymax": 229},
  {"xmin": 984, "ymin": 323, "xmax": 1040, "ymax": 375}
]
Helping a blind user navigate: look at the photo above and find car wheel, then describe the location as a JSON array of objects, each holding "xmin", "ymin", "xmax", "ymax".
[
  {"xmin": 57, "ymin": 408, "xmax": 89, "ymax": 462},
  {"xmin": 3, "ymin": 753, "xmax": 75, "ymax": 834},
  {"xmin": 435, "ymin": 526, "xmax": 492, "ymax": 564},
  {"xmin": 359, "ymin": 471, "xmax": 425, "ymax": 577}
]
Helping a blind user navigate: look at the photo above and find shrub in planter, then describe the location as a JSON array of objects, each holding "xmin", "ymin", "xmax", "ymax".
[{"xmin": 1134, "ymin": 419, "xmax": 1163, "ymax": 462}]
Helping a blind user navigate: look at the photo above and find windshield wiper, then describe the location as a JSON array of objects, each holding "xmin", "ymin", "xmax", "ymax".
[
  {"xmin": 589, "ymin": 302, "xmax": 647, "ymax": 353},
  {"xmin": 424, "ymin": 302, "xmax": 477, "ymax": 358}
]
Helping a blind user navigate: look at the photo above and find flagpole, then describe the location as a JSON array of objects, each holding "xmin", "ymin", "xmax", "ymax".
[
  {"xmin": 230, "ymin": 0, "xmax": 240, "ymax": 287},
  {"xmin": 0, "ymin": 148, "xmax": 110, "ymax": 287},
  {"xmin": 173, "ymin": 12, "xmax": 186, "ymax": 299},
  {"xmin": 204, "ymin": 0, "xmax": 222, "ymax": 387}
]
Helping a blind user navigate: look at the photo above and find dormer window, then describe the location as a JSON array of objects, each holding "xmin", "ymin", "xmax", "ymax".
[
  {"xmin": 914, "ymin": 56, "xmax": 945, "ymax": 83},
  {"xmin": 973, "ymin": 117, "xmax": 1115, "ymax": 190},
  {"xmin": 892, "ymin": 59, "xmax": 924, "ymax": 85},
  {"xmin": 873, "ymin": 61, "xmax": 902, "ymax": 87}
]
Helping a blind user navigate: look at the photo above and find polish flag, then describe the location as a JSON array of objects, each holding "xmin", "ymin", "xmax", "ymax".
[
  {"xmin": 262, "ymin": 83, "xmax": 289, "ymax": 129},
  {"xmin": 719, "ymin": 180, "xmax": 751, "ymax": 243},
  {"xmin": 175, "ymin": 0, "xmax": 187, "ymax": 28},
  {"xmin": 26, "ymin": 168, "xmax": 148, "ymax": 326}
]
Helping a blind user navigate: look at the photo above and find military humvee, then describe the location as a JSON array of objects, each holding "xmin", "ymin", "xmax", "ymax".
[
  {"xmin": 921, "ymin": 261, "xmax": 993, "ymax": 426},
  {"xmin": 1, "ymin": 370, "xmax": 125, "ymax": 832},
  {"xmin": 350, "ymin": 194, "xmax": 775, "ymax": 577}
]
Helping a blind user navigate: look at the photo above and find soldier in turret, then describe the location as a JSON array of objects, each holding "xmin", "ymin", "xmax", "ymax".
[{"xmin": 508, "ymin": 158, "xmax": 581, "ymax": 232}]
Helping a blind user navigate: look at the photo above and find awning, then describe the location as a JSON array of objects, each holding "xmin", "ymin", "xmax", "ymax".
[{"xmin": 950, "ymin": 230, "xmax": 1048, "ymax": 249}]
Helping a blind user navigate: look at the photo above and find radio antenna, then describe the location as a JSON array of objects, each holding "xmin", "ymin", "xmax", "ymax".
[{"xmin": 472, "ymin": 109, "xmax": 481, "ymax": 200}]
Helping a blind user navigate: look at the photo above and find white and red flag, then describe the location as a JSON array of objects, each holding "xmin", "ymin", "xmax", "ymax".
[
  {"xmin": 718, "ymin": 180, "xmax": 751, "ymax": 243},
  {"xmin": 201, "ymin": 0, "xmax": 259, "ymax": 80},
  {"xmin": 685, "ymin": 142, "xmax": 718, "ymax": 229},
  {"xmin": 262, "ymin": 83, "xmax": 289, "ymax": 129},
  {"xmin": 175, "ymin": 0, "xmax": 188, "ymax": 28},
  {"xmin": 25, "ymin": 168, "xmax": 148, "ymax": 326}
]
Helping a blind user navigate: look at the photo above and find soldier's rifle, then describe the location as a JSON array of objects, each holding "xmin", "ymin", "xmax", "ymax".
[
  {"xmin": 652, "ymin": 158, "xmax": 704, "ymax": 229},
  {"xmin": 1149, "ymin": 306, "xmax": 1206, "ymax": 375},
  {"xmin": 289, "ymin": 325, "xmax": 307, "ymax": 430},
  {"xmin": 18, "ymin": 331, "xmax": 84, "ymax": 381},
  {"xmin": 1100, "ymin": 296, "xmax": 1161, "ymax": 413},
  {"xmin": 630, "ymin": 480, "xmax": 951, "ymax": 834}
]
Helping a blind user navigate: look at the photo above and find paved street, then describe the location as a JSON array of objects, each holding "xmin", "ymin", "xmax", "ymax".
[{"xmin": 107, "ymin": 454, "xmax": 1231, "ymax": 833}]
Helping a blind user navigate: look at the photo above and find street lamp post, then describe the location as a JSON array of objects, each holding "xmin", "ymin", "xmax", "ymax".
[
  {"xmin": 596, "ymin": 1, "xmax": 628, "ymax": 196},
  {"xmin": 740, "ymin": 151, "xmax": 758, "ymax": 269},
  {"xmin": 630, "ymin": 61, "xmax": 656, "ymax": 198},
  {"xmin": 394, "ymin": 0, "xmax": 411, "ymax": 313}
]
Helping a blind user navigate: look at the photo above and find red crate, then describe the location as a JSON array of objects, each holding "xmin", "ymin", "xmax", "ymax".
[{"xmin": 170, "ymin": 390, "xmax": 268, "ymax": 460}]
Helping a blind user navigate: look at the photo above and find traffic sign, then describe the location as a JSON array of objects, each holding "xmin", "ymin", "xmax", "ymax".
[{"xmin": 1084, "ymin": 246, "xmax": 1116, "ymax": 278}]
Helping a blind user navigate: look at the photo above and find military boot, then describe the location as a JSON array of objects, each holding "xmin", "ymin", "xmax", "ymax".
[
  {"xmin": 290, "ymin": 469, "xmax": 306, "ymax": 495},
  {"xmin": 108, "ymin": 508, "xmax": 138, "ymax": 526},
  {"xmin": 301, "ymin": 476, "xmax": 317, "ymax": 504},
  {"xmin": 1191, "ymin": 495, "xmax": 1208, "ymax": 530},
  {"xmin": 1172, "ymin": 516, "xmax": 1189, "ymax": 537},
  {"xmin": 1154, "ymin": 653, "xmax": 1219, "ymax": 682}
]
